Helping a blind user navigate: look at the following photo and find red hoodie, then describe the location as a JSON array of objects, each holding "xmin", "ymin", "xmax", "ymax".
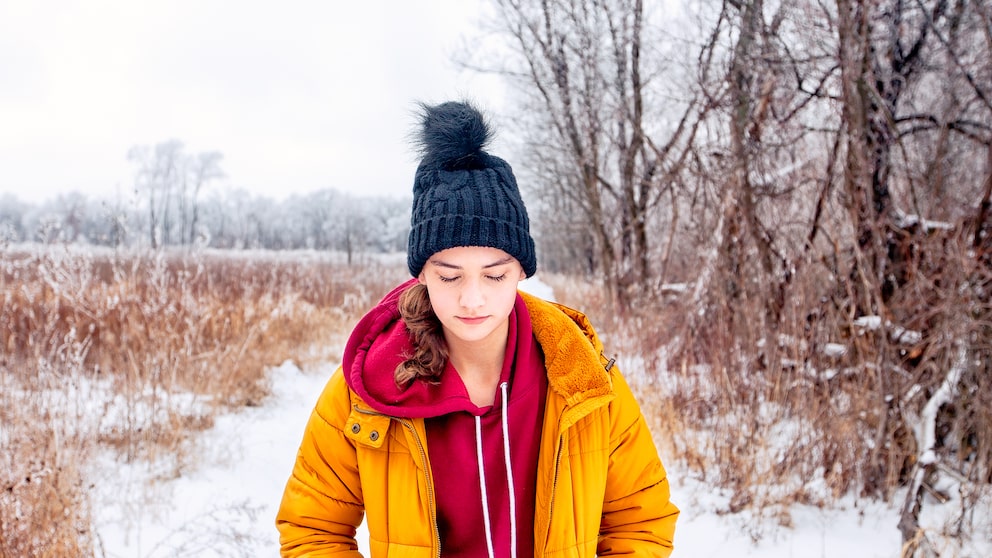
[{"xmin": 342, "ymin": 279, "xmax": 548, "ymax": 558}]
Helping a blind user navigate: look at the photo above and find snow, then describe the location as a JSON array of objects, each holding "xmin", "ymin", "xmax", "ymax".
[
  {"xmin": 92, "ymin": 362, "xmax": 915, "ymax": 558},
  {"xmin": 672, "ymin": 482, "xmax": 903, "ymax": 557},
  {"xmin": 89, "ymin": 275, "xmax": 984, "ymax": 557},
  {"xmin": 891, "ymin": 325, "xmax": 923, "ymax": 346},
  {"xmin": 854, "ymin": 315, "xmax": 883, "ymax": 331},
  {"xmin": 94, "ymin": 360, "xmax": 338, "ymax": 558},
  {"xmin": 519, "ymin": 274, "xmax": 556, "ymax": 301},
  {"xmin": 850, "ymin": 315, "xmax": 924, "ymax": 347},
  {"xmin": 823, "ymin": 343, "xmax": 848, "ymax": 357}
]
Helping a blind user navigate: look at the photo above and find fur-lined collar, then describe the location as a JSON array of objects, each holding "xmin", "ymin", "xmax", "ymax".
[{"xmin": 519, "ymin": 291, "xmax": 614, "ymax": 405}]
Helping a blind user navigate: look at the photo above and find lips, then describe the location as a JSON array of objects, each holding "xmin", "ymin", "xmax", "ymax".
[{"xmin": 456, "ymin": 316, "xmax": 489, "ymax": 325}]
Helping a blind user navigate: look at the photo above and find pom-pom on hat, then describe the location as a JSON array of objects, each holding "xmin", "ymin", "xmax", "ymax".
[{"xmin": 407, "ymin": 101, "xmax": 536, "ymax": 278}]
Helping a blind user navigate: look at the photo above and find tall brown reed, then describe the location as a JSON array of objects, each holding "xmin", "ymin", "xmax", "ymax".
[{"xmin": 0, "ymin": 244, "xmax": 407, "ymax": 556}]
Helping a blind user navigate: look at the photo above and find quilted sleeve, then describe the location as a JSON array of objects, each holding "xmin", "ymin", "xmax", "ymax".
[
  {"xmin": 276, "ymin": 369, "xmax": 365, "ymax": 557},
  {"xmin": 597, "ymin": 368, "xmax": 680, "ymax": 557}
]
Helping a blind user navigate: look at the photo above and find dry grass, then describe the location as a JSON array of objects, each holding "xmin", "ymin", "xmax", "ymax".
[
  {"xmin": 3, "ymin": 239, "xmax": 988, "ymax": 553},
  {"xmin": 0, "ymin": 244, "xmax": 407, "ymax": 557},
  {"xmin": 544, "ymin": 228, "xmax": 991, "ymax": 547},
  {"xmin": 549, "ymin": 230, "xmax": 992, "ymax": 544}
]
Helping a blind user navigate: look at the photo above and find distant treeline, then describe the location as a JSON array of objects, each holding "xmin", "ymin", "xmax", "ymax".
[{"xmin": 0, "ymin": 141, "xmax": 412, "ymax": 258}]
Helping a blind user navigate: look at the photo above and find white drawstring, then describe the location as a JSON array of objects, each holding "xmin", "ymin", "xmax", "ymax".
[
  {"xmin": 501, "ymin": 381, "xmax": 517, "ymax": 558},
  {"xmin": 474, "ymin": 381, "xmax": 518, "ymax": 558},
  {"xmin": 475, "ymin": 415, "xmax": 496, "ymax": 558}
]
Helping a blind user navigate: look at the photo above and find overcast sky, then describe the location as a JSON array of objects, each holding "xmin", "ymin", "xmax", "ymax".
[{"xmin": 0, "ymin": 1, "xmax": 508, "ymax": 205}]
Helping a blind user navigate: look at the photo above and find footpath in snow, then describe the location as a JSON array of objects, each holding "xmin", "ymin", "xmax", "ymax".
[{"xmin": 94, "ymin": 276, "xmax": 910, "ymax": 557}]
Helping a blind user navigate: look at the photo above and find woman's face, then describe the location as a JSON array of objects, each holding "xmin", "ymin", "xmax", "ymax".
[{"xmin": 418, "ymin": 246, "xmax": 526, "ymax": 347}]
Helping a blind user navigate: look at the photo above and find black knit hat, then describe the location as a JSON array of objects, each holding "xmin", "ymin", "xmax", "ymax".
[{"xmin": 407, "ymin": 101, "xmax": 536, "ymax": 278}]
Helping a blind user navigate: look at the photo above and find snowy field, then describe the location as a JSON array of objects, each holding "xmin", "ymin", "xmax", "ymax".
[{"xmin": 91, "ymin": 276, "xmax": 976, "ymax": 557}]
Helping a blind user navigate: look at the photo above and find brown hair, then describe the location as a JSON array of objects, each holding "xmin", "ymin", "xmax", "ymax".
[{"xmin": 395, "ymin": 283, "xmax": 448, "ymax": 386}]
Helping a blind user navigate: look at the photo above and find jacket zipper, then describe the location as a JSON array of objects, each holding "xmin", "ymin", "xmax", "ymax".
[
  {"xmin": 355, "ymin": 407, "xmax": 441, "ymax": 558},
  {"xmin": 545, "ymin": 432, "xmax": 565, "ymax": 550},
  {"xmin": 397, "ymin": 417, "xmax": 441, "ymax": 558}
]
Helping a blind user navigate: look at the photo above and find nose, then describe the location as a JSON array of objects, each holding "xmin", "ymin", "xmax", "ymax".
[{"xmin": 459, "ymin": 278, "xmax": 485, "ymax": 310}]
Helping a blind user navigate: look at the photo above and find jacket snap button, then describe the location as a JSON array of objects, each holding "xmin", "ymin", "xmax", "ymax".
[
  {"xmin": 351, "ymin": 424, "xmax": 361, "ymax": 434},
  {"xmin": 369, "ymin": 431, "xmax": 380, "ymax": 442}
]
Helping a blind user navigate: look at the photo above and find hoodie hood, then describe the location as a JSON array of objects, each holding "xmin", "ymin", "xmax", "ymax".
[{"xmin": 342, "ymin": 279, "xmax": 526, "ymax": 419}]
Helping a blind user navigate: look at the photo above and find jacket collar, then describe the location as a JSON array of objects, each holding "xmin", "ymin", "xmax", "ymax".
[{"xmin": 519, "ymin": 291, "xmax": 614, "ymax": 405}]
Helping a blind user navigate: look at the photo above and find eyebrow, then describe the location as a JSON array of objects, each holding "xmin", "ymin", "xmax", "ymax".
[{"xmin": 429, "ymin": 255, "xmax": 516, "ymax": 270}]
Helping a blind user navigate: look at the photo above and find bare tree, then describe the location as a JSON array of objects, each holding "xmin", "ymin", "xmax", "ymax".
[
  {"xmin": 487, "ymin": 0, "xmax": 700, "ymax": 307},
  {"xmin": 128, "ymin": 140, "xmax": 184, "ymax": 249},
  {"xmin": 128, "ymin": 142, "xmax": 226, "ymax": 249},
  {"xmin": 472, "ymin": 0, "xmax": 991, "ymax": 550},
  {"xmin": 186, "ymin": 151, "xmax": 225, "ymax": 247},
  {"xmin": 831, "ymin": 0, "xmax": 992, "ymax": 550}
]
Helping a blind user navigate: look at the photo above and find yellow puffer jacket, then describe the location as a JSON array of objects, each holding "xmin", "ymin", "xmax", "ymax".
[{"xmin": 277, "ymin": 291, "xmax": 679, "ymax": 556}]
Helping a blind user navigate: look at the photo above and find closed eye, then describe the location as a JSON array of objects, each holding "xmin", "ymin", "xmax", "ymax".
[{"xmin": 487, "ymin": 274, "xmax": 507, "ymax": 282}]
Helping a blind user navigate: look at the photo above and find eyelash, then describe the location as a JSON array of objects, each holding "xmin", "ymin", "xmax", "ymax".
[{"xmin": 438, "ymin": 274, "xmax": 507, "ymax": 283}]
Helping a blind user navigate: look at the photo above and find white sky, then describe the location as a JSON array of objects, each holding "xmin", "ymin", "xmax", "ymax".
[{"xmin": 0, "ymin": 1, "xmax": 508, "ymax": 204}]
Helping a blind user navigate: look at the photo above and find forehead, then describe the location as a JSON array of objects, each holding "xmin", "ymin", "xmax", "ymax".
[{"xmin": 428, "ymin": 246, "xmax": 516, "ymax": 268}]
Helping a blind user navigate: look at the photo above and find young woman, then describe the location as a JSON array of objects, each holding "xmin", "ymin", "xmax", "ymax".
[{"xmin": 276, "ymin": 101, "xmax": 679, "ymax": 557}]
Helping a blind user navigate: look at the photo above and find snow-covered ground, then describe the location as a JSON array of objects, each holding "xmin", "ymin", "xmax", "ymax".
[
  {"xmin": 91, "ymin": 276, "xmax": 976, "ymax": 557},
  {"xmin": 91, "ymin": 362, "xmax": 914, "ymax": 558}
]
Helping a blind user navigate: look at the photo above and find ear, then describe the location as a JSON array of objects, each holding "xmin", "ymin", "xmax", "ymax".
[
  {"xmin": 418, "ymin": 270, "xmax": 427, "ymax": 285},
  {"xmin": 517, "ymin": 267, "xmax": 527, "ymax": 281}
]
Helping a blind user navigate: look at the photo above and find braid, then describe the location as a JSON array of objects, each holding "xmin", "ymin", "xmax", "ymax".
[{"xmin": 395, "ymin": 283, "xmax": 448, "ymax": 386}]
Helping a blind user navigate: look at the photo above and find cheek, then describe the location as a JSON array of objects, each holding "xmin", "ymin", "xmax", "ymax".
[
  {"xmin": 497, "ymin": 285, "xmax": 520, "ymax": 310},
  {"xmin": 424, "ymin": 285, "xmax": 454, "ymax": 313}
]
